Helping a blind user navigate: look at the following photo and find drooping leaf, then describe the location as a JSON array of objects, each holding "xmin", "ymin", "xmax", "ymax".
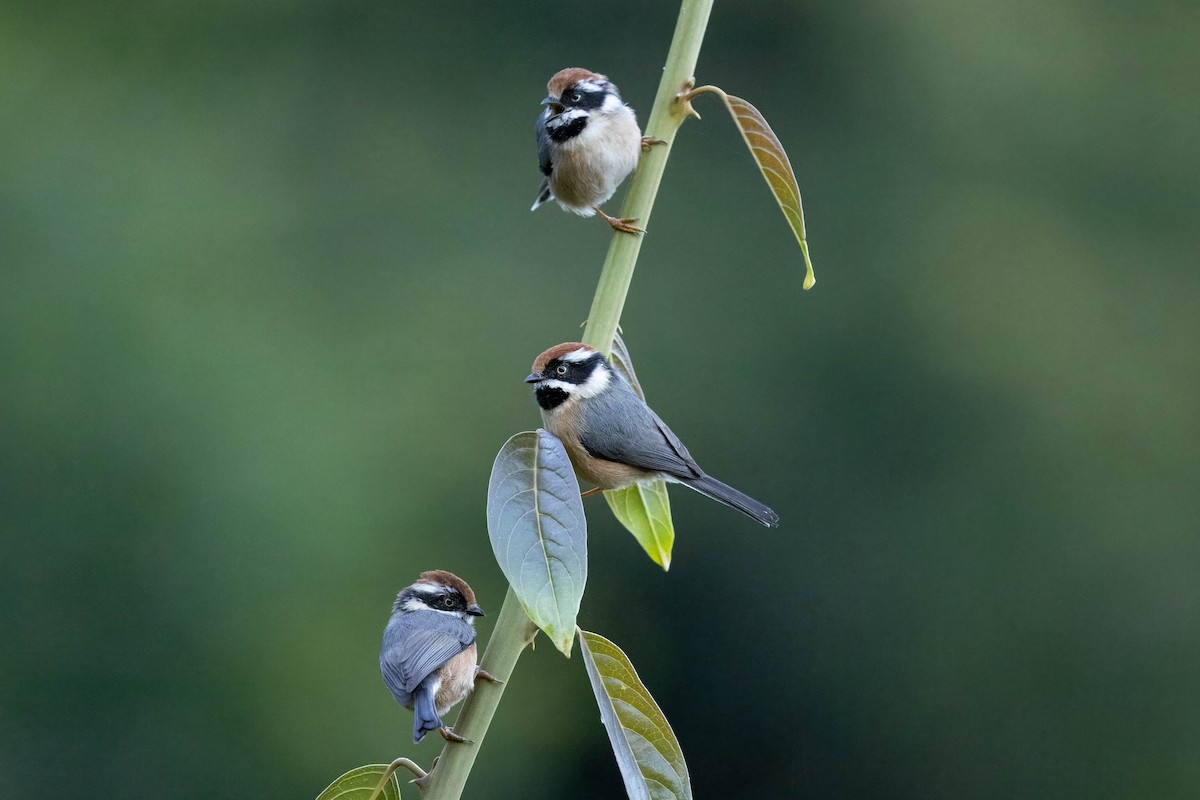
[
  {"xmin": 315, "ymin": 764, "xmax": 403, "ymax": 800},
  {"xmin": 603, "ymin": 334, "xmax": 676, "ymax": 569},
  {"xmin": 693, "ymin": 86, "xmax": 816, "ymax": 290},
  {"xmin": 578, "ymin": 630, "xmax": 692, "ymax": 800},
  {"xmin": 604, "ymin": 481, "xmax": 675, "ymax": 570},
  {"xmin": 486, "ymin": 429, "xmax": 587, "ymax": 656}
]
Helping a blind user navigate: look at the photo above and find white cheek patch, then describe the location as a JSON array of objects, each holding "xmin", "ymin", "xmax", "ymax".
[
  {"xmin": 561, "ymin": 348, "xmax": 597, "ymax": 362},
  {"xmin": 538, "ymin": 378, "xmax": 577, "ymax": 394},
  {"xmin": 600, "ymin": 93, "xmax": 623, "ymax": 112},
  {"xmin": 574, "ymin": 366, "xmax": 611, "ymax": 398},
  {"xmin": 547, "ymin": 108, "xmax": 588, "ymax": 128}
]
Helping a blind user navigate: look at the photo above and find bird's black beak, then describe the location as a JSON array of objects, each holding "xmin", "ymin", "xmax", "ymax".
[
  {"xmin": 541, "ymin": 96, "xmax": 564, "ymax": 115},
  {"xmin": 466, "ymin": 604, "xmax": 485, "ymax": 617},
  {"xmin": 525, "ymin": 372, "xmax": 543, "ymax": 384}
]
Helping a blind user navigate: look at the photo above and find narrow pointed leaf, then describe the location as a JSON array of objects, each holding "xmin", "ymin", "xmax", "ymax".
[
  {"xmin": 578, "ymin": 630, "xmax": 692, "ymax": 800},
  {"xmin": 315, "ymin": 764, "xmax": 403, "ymax": 800},
  {"xmin": 704, "ymin": 88, "xmax": 816, "ymax": 290},
  {"xmin": 487, "ymin": 429, "xmax": 587, "ymax": 656},
  {"xmin": 608, "ymin": 332, "xmax": 647, "ymax": 400},
  {"xmin": 604, "ymin": 334, "xmax": 676, "ymax": 569}
]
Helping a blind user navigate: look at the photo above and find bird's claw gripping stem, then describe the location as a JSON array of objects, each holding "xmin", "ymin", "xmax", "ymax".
[
  {"xmin": 438, "ymin": 726, "xmax": 472, "ymax": 744},
  {"xmin": 474, "ymin": 666, "xmax": 502, "ymax": 684},
  {"xmin": 593, "ymin": 206, "xmax": 644, "ymax": 235}
]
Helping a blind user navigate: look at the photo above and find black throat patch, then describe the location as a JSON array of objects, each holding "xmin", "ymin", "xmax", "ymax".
[
  {"xmin": 535, "ymin": 385, "xmax": 569, "ymax": 410},
  {"xmin": 547, "ymin": 115, "xmax": 587, "ymax": 142}
]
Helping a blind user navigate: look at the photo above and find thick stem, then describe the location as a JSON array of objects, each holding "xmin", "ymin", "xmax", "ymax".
[
  {"xmin": 422, "ymin": 2, "xmax": 714, "ymax": 797},
  {"xmin": 582, "ymin": 0, "xmax": 715, "ymax": 355},
  {"xmin": 420, "ymin": 588, "xmax": 538, "ymax": 798}
]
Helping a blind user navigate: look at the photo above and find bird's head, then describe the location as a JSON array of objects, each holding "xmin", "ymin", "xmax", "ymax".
[
  {"xmin": 393, "ymin": 570, "xmax": 484, "ymax": 623},
  {"xmin": 525, "ymin": 342, "xmax": 613, "ymax": 410},
  {"xmin": 541, "ymin": 68, "xmax": 622, "ymax": 118}
]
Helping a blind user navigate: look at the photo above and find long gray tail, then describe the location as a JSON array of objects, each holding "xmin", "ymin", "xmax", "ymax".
[
  {"xmin": 412, "ymin": 685, "xmax": 442, "ymax": 743},
  {"xmin": 683, "ymin": 474, "xmax": 779, "ymax": 527}
]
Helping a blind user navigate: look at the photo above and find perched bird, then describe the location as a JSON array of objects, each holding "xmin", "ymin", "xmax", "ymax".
[
  {"xmin": 525, "ymin": 343, "xmax": 780, "ymax": 527},
  {"xmin": 379, "ymin": 570, "xmax": 496, "ymax": 743},
  {"xmin": 531, "ymin": 67, "xmax": 658, "ymax": 234}
]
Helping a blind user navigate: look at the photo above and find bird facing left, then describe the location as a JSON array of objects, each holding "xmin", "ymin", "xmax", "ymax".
[{"xmin": 379, "ymin": 570, "xmax": 498, "ymax": 743}]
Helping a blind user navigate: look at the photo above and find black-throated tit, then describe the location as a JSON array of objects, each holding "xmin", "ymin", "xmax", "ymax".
[
  {"xmin": 380, "ymin": 570, "xmax": 497, "ymax": 743},
  {"xmin": 531, "ymin": 67, "xmax": 659, "ymax": 235},
  {"xmin": 525, "ymin": 343, "xmax": 780, "ymax": 527}
]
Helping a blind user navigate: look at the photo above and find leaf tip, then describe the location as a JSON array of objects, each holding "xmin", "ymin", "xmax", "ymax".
[{"xmin": 800, "ymin": 242, "xmax": 816, "ymax": 290}]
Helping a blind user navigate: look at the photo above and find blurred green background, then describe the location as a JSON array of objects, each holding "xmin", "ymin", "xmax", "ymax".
[{"xmin": 2, "ymin": 0, "xmax": 1197, "ymax": 797}]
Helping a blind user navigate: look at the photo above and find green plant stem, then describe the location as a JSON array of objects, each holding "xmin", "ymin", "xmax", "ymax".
[
  {"xmin": 422, "ymin": 2, "xmax": 714, "ymax": 797},
  {"xmin": 421, "ymin": 588, "xmax": 538, "ymax": 798},
  {"xmin": 582, "ymin": 0, "xmax": 715, "ymax": 354}
]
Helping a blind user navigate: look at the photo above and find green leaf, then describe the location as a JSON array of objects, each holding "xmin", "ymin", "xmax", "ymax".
[
  {"xmin": 604, "ymin": 334, "xmax": 676, "ymax": 570},
  {"xmin": 578, "ymin": 630, "xmax": 692, "ymax": 800},
  {"xmin": 607, "ymin": 332, "xmax": 647, "ymax": 400},
  {"xmin": 486, "ymin": 429, "xmax": 587, "ymax": 656},
  {"xmin": 315, "ymin": 764, "xmax": 403, "ymax": 800},
  {"xmin": 604, "ymin": 483, "xmax": 675, "ymax": 570},
  {"xmin": 693, "ymin": 86, "xmax": 816, "ymax": 290}
]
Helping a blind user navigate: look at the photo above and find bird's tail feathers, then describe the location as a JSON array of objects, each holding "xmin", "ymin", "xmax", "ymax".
[
  {"xmin": 412, "ymin": 685, "xmax": 442, "ymax": 743},
  {"xmin": 683, "ymin": 474, "xmax": 780, "ymax": 528},
  {"xmin": 531, "ymin": 179, "xmax": 553, "ymax": 212}
]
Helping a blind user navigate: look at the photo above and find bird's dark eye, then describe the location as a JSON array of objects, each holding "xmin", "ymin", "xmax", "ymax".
[
  {"xmin": 556, "ymin": 364, "xmax": 568, "ymax": 376},
  {"xmin": 570, "ymin": 92, "xmax": 582, "ymax": 102},
  {"xmin": 441, "ymin": 597, "xmax": 455, "ymax": 609}
]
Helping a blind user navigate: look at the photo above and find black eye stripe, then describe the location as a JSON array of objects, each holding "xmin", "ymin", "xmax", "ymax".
[
  {"xmin": 565, "ymin": 87, "xmax": 608, "ymax": 111},
  {"xmin": 547, "ymin": 354, "xmax": 605, "ymax": 383}
]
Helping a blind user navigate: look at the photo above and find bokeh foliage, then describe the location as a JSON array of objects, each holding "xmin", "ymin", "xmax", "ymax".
[{"xmin": 1, "ymin": 1, "xmax": 1198, "ymax": 798}]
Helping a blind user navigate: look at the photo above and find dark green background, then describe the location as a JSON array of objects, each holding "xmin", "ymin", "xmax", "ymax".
[{"xmin": 2, "ymin": 0, "xmax": 1197, "ymax": 797}]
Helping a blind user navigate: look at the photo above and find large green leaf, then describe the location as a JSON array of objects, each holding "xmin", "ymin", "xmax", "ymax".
[
  {"xmin": 486, "ymin": 429, "xmax": 587, "ymax": 656},
  {"xmin": 578, "ymin": 630, "xmax": 692, "ymax": 800},
  {"xmin": 604, "ymin": 334, "xmax": 675, "ymax": 569},
  {"xmin": 690, "ymin": 85, "xmax": 816, "ymax": 290},
  {"xmin": 315, "ymin": 764, "xmax": 403, "ymax": 800}
]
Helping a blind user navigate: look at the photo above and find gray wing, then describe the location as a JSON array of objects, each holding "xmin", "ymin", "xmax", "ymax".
[
  {"xmin": 578, "ymin": 374, "xmax": 704, "ymax": 481},
  {"xmin": 380, "ymin": 612, "xmax": 475, "ymax": 697},
  {"xmin": 536, "ymin": 111, "xmax": 554, "ymax": 177}
]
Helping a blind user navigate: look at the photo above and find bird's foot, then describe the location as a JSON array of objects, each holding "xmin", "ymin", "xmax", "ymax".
[
  {"xmin": 593, "ymin": 207, "xmax": 644, "ymax": 235},
  {"xmin": 438, "ymin": 726, "xmax": 472, "ymax": 744},
  {"xmin": 641, "ymin": 136, "xmax": 666, "ymax": 151},
  {"xmin": 474, "ymin": 666, "xmax": 503, "ymax": 684}
]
